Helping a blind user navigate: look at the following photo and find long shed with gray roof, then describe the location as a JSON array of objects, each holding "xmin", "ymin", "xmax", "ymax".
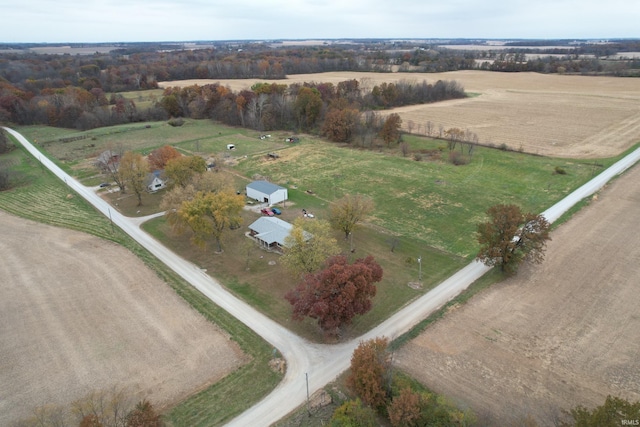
[
  {"xmin": 248, "ymin": 216, "xmax": 294, "ymax": 250},
  {"xmin": 248, "ymin": 216, "xmax": 312, "ymax": 250}
]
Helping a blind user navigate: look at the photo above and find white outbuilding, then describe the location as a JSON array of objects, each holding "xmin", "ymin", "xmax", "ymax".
[{"xmin": 246, "ymin": 180, "xmax": 288, "ymax": 206}]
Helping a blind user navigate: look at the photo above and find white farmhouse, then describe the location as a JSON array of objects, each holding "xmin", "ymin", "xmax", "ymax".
[
  {"xmin": 145, "ymin": 171, "xmax": 167, "ymax": 192},
  {"xmin": 246, "ymin": 180, "xmax": 288, "ymax": 206}
]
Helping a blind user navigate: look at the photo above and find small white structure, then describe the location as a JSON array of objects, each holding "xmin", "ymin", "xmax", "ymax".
[
  {"xmin": 226, "ymin": 144, "xmax": 235, "ymax": 150},
  {"xmin": 145, "ymin": 171, "xmax": 166, "ymax": 192},
  {"xmin": 246, "ymin": 180, "xmax": 288, "ymax": 206}
]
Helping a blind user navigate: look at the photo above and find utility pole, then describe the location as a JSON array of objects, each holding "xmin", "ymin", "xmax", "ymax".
[
  {"xmin": 418, "ymin": 256, "xmax": 422, "ymax": 282},
  {"xmin": 306, "ymin": 372, "xmax": 310, "ymax": 416}
]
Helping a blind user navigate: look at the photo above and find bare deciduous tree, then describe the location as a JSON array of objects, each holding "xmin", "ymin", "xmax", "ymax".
[
  {"xmin": 406, "ymin": 119, "xmax": 415, "ymax": 134},
  {"xmin": 118, "ymin": 151, "xmax": 149, "ymax": 206},
  {"xmin": 425, "ymin": 121, "xmax": 434, "ymax": 137},
  {"xmin": 95, "ymin": 144, "xmax": 126, "ymax": 192},
  {"xmin": 330, "ymin": 194, "xmax": 375, "ymax": 240}
]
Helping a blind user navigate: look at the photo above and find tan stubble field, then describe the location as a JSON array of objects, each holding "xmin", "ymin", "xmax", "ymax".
[
  {"xmin": 0, "ymin": 211, "xmax": 248, "ymax": 425},
  {"xmin": 161, "ymin": 70, "xmax": 640, "ymax": 159}
]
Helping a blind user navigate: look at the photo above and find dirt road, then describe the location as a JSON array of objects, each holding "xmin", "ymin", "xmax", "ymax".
[
  {"xmin": 0, "ymin": 211, "xmax": 247, "ymax": 425},
  {"xmin": 396, "ymin": 163, "xmax": 640, "ymax": 425}
]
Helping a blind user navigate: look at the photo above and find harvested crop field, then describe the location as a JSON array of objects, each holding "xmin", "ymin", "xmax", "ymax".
[
  {"xmin": 395, "ymin": 163, "xmax": 640, "ymax": 425},
  {"xmin": 160, "ymin": 70, "xmax": 640, "ymax": 159},
  {"xmin": 0, "ymin": 211, "xmax": 248, "ymax": 425}
]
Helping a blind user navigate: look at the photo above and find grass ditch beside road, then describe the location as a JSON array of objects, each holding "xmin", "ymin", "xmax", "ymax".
[{"xmin": 0, "ymin": 140, "xmax": 282, "ymax": 426}]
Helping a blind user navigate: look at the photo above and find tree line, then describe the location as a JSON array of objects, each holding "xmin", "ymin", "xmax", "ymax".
[
  {"xmin": 0, "ymin": 74, "xmax": 465, "ymax": 148},
  {"xmin": 0, "ymin": 43, "xmax": 472, "ymax": 96},
  {"xmin": 159, "ymin": 78, "xmax": 464, "ymax": 138}
]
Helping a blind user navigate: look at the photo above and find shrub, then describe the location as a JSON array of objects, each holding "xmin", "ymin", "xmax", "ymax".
[
  {"xmin": 413, "ymin": 153, "xmax": 422, "ymax": 161},
  {"xmin": 330, "ymin": 399, "xmax": 377, "ymax": 427},
  {"xmin": 448, "ymin": 151, "xmax": 469, "ymax": 166},
  {"xmin": 554, "ymin": 166, "xmax": 567, "ymax": 175},
  {"xmin": 167, "ymin": 118, "xmax": 185, "ymax": 127}
]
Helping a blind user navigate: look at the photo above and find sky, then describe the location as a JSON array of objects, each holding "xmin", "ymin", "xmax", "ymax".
[{"xmin": 0, "ymin": 0, "xmax": 638, "ymax": 44}]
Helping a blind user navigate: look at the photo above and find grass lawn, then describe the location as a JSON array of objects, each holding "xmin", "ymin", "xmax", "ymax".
[
  {"xmin": 0, "ymin": 141, "xmax": 282, "ymax": 426},
  {"xmin": 16, "ymin": 121, "xmax": 305, "ymax": 182},
  {"xmin": 233, "ymin": 135, "xmax": 618, "ymax": 257}
]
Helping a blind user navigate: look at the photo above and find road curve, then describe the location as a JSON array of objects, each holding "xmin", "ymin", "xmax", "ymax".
[{"xmin": 4, "ymin": 127, "xmax": 639, "ymax": 426}]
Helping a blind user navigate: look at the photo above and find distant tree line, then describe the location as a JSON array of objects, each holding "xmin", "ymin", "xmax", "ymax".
[
  {"xmin": 0, "ymin": 81, "xmax": 168, "ymax": 129},
  {"xmin": 2, "ymin": 39, "xmax": 638, "ymax": 132},
  {"xmin": 0, "ymin": 44, "xmax": 473, "ymax": 95},
  {"xmin": 2, "ymin": 40, "xmax": 638, "ymax": 96}
]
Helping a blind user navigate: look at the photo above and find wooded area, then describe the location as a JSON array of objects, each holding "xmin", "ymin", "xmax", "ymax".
[{"xmin": 2, "ymin": 40, "xmax": 638, "ymax": 134}]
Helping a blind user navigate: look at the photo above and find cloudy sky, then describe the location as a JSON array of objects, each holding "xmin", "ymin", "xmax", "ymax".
[{"xmin": 1, "ymin": 0, "xmax": 637, "ymax": 43}]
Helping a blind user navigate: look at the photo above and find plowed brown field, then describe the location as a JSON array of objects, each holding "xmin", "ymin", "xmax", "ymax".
[
  {"xmin": 395, "ymin": 164, "xmax": 640, "ymax": 425},
  {"xmin": 160, "ymin": 70, "xmax": 640, "ymax": 158},
  {"xmin": 0, "ymin": 211, "xmax": 248, "ymax": 425}
]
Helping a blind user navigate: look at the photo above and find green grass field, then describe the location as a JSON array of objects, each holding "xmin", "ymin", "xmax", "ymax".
[
  {"xmin": 233, "ymin": 135, "xmax": 617, "ymax": 257},
  {"xmin": 16, "ymin": 120, "xmax": 296, "ymax": 163}
]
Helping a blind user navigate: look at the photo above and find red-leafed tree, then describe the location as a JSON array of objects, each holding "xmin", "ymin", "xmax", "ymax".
[
  {"xmin": 147, "ymin": 145, "xmax": 181, "ymax": 171},
  {"xmin": 285, "ymin": 255, "xmax": 383, "ymax": 335},
  {"xmin": 388, "ymin": 387, "xmax": 422, "ymax": 427},
  {"xmin": 79, "ymin": 414, "xmax": 104, "ymax": 427},
  {"xmin": 347, "ymin": 337, "xmax": 391, "ymax": 412}
]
